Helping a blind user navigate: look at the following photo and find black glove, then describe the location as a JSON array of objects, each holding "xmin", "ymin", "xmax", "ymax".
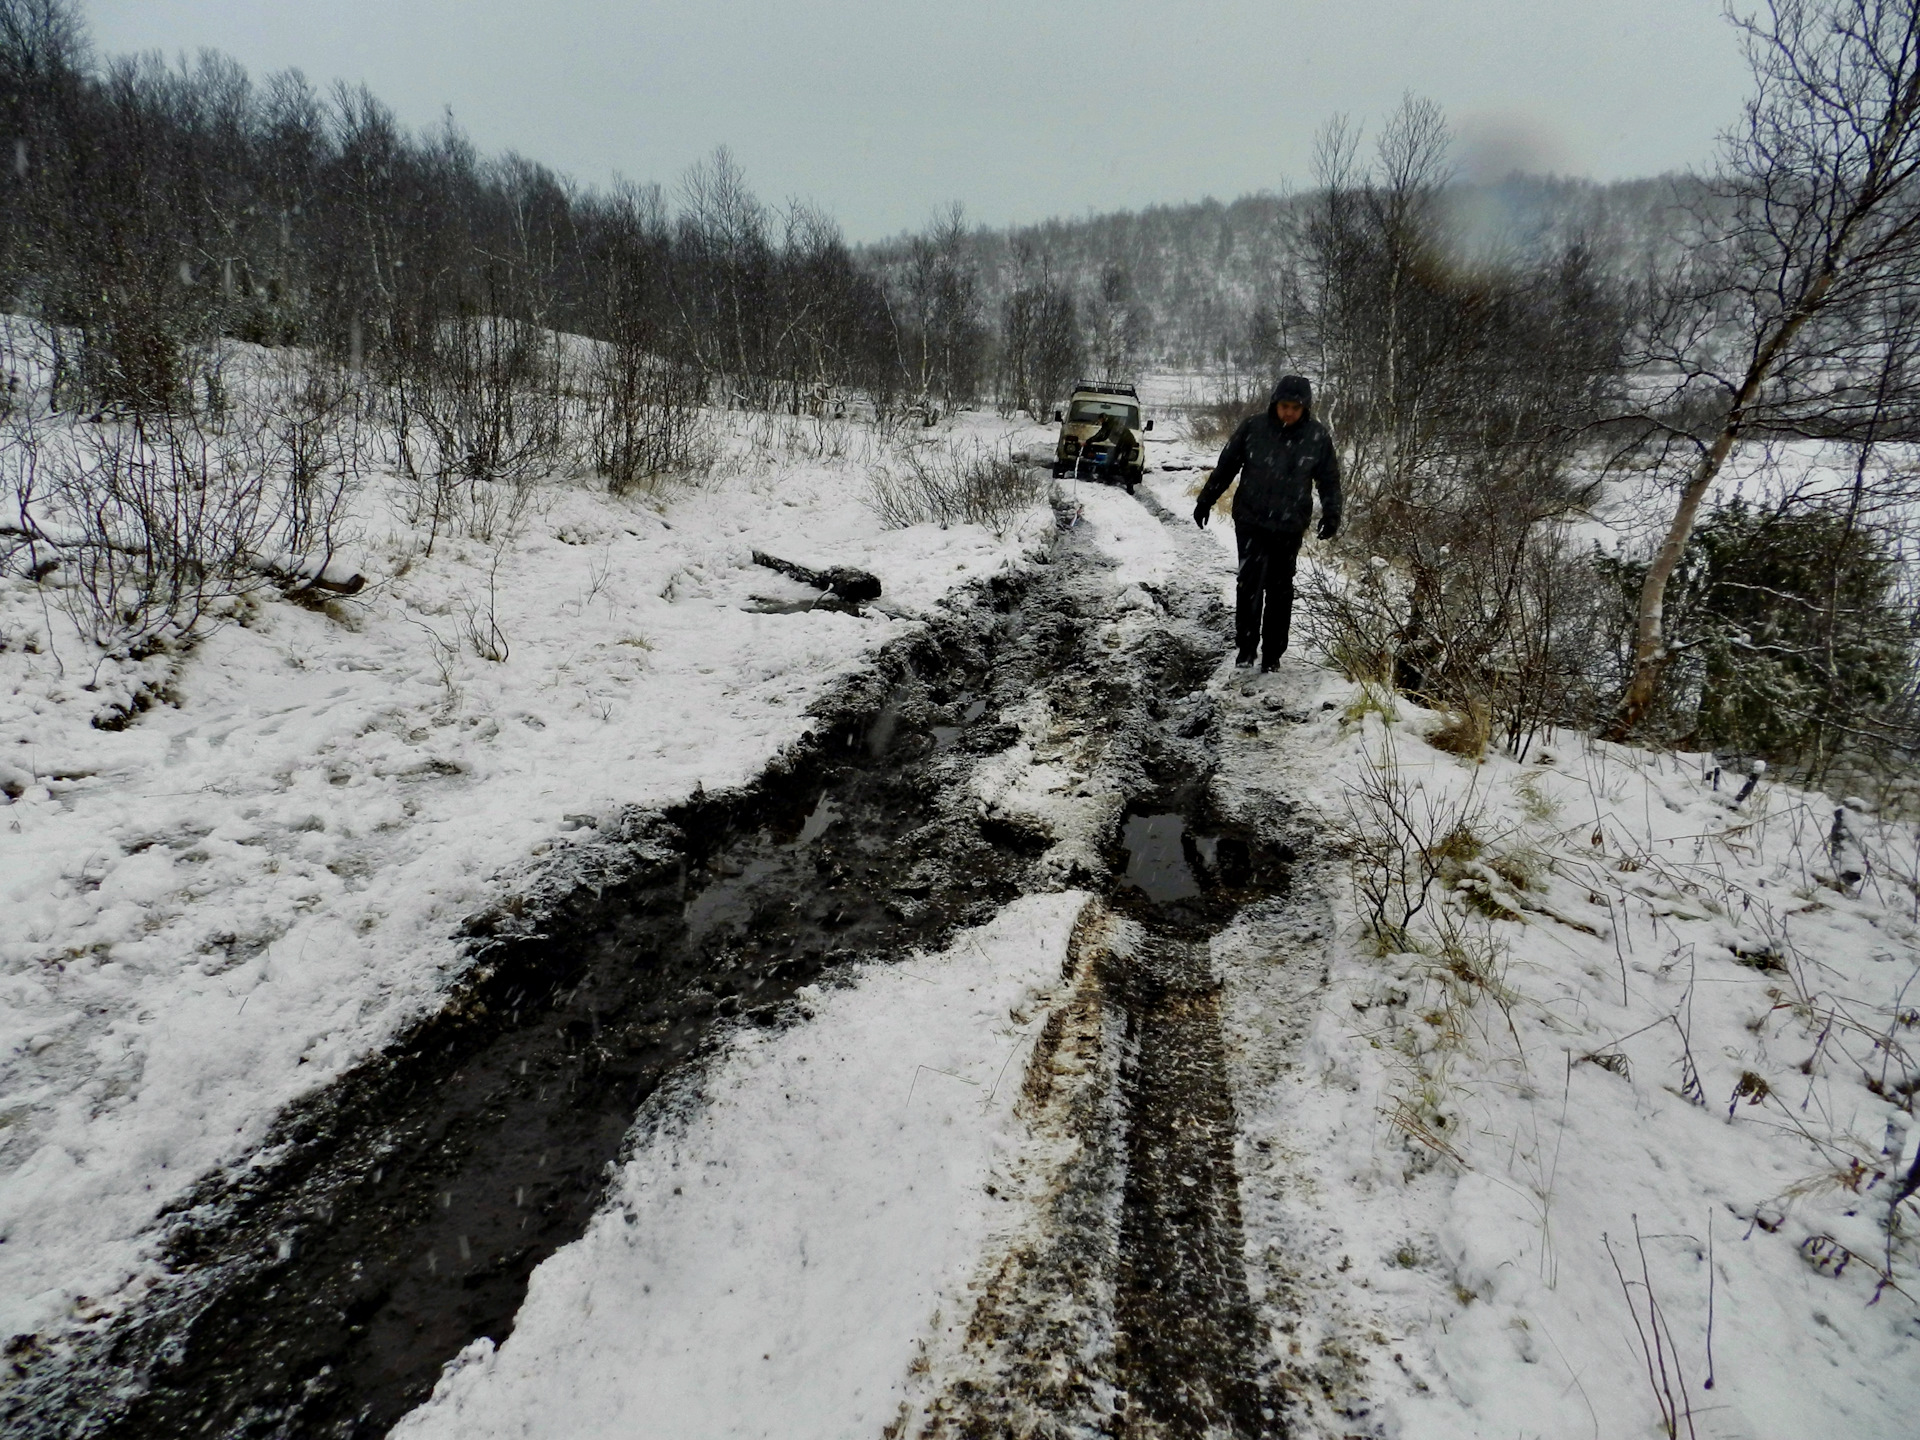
[{"xmin": 1193, "ymin": 500, "xmax": 1210, "ymax": 529}]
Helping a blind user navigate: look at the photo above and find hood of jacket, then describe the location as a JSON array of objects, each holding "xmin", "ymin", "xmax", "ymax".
[{"xmin": 1269, "ymin": 374, "xmax": 1313, "ymax": 426}]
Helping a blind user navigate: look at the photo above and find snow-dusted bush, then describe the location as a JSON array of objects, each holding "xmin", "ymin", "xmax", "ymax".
[
  {"xmin": 1304, "ymin": 520, "xmax": 1616, "ymax": 760},
  {"xmin": 4, "ymin": 405, "xmax": 276, "ymax": 657},
  {"xmin": 1181, "ymin": 371, "xmax": 1271, "ymax": 449},
  {"xmin": 1335, "ymin": 718, "xmax": 1494, "ymax": 951},
  {"xmin": 257, "ymin": 348, "xmax": 368, "ymax": 561},
  {"xmin": 0, "ymin": 338, "xmax": 370, "ymax": 661},
  {"xmin": 1598, "ymin": 495, "xmax": 1919, "ymax": 786},
  {"xmin": 584, "ymin": 343, "xmax": 709, "ymax": 496},
  {"xmin": 865, "ymin": 439, "xmax": 1040, "ymax": 537},
  {"xmin": 389, "ymin": 312, "xmax": 569, "ymax": 550}
]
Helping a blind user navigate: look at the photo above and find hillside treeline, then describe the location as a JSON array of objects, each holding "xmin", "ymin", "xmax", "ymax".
[
  {"xmin": 0, "ymin": 2, "xmax": 971, "ymax": 420},
  {"xmin": 863, "ymin": 172, "xmax": 1686, "ymax": 374},
  {"xmin": 0, "ymin": 0, "xmax": 1689, "ymax": 425},
  {"xmin": 6, "ymin": 0, "xmax": 1920, "ymax": 790}
]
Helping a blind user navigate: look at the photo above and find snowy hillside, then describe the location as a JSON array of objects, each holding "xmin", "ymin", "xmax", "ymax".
[
  {"xmin": 0, "ymin": 376, "xmax": 1057, "ymax": 1348},
  {"xmin": 2, "ymin": 345, "xmax": 1914, "ymax": 1439}
]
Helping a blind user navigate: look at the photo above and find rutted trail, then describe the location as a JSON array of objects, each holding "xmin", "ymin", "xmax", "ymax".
[
  {"xmin": 1111, "ymin": 930, "xmax": 1269, "ymax": 1436},
  {"xmin": 12, "ymin": 481, "xmax": 1327, "ymax": 1439},
  {"xmin": 901, "ymin": 485, "xmax": 1320, "ymax": 1440}
]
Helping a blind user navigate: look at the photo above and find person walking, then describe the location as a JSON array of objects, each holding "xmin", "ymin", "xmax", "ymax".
[{"xmin": 1192, "ymin": 374, "xmax": 1341, "ymax": 671}]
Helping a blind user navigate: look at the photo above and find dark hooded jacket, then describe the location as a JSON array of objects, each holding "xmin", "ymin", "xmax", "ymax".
[{"xmin": 1196, "ymin": 375, "xmax": 1341, "ymax": 537}]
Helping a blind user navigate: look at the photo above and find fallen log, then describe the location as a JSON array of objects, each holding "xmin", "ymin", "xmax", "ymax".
[
  {"xmin": 1, "ymin": 521, "xmax": 366, "ymax": 596},
  {"xmin": 750, "ymin": 550, "xmax": 882, "ymax": 603},
  {"xmin": 258, "ymin": 552, "xmax": 367, "ymax": 596}
]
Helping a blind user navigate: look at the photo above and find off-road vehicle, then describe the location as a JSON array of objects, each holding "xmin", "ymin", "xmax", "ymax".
[{"xmin": 1053, "ymin": 380, "xmax": 1151, "ymax": 491}]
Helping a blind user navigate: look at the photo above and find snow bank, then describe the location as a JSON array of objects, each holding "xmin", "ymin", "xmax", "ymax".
[
  {"xmin": 392, "ymin": 891, "xmax": 1089, "ymax": 1440},
  {"xmin": 1216, "ymin": 663, "xmax": 1920, "ymax": 1439},
  {"xmin": 0, "ymin": 401, "xmax": 1051, "ymax": 1341}
]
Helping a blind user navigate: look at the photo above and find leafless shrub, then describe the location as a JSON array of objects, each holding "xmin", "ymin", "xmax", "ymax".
[
  {"xmin": 1494, "ymin": 524, "xmax": 1618, "ymax": 757},
  {"xmin": 1184, "ymin": 371, "xmax": 1269, "ymax": 448},
  {"xmin": 391, "ymin": 309, "xmax": 566, "ymax": 550},
  {"xmin": 257, "ymin": 348, "xmax": 366, "ymax": 561},
  {"xmin": 1305, "ymin": 513, "xmax": 1618, "ymax": 763},
  {"xmin": 866, "ymin": 440, "xmax": 1041, "ymax": 536},
  {"xmin": 584, "ymin": 342, "xmax": 709, "ymax": 495},
  {"xmin": 1300, "ymin": 555, "xmax": 1398, "ymax": 684},
  {"xmin": 34, "ymin": 410, "xmax": 276, "ymax": 656},
  {"xmin": 1335, "ymin": 724, "xmax": 1492, "ymax": 950},
  {"xmin": 736, "ymin": 406, "xmax": 860, "ymax": 466},
  {"xmin": 1605, "ymin": 1218, "xmax": 1700, "ymax": 1440},
  {"xmin": 1, "ymin": 403, "xmax": 51, "ymax": 558},
  {"xmin": 1, "ymin": 343, "xmax": 378, "ymax": 656},
  {"xmin": 459, "ymin": 553, "xmax": 510, "ymax": 663},
  {"xmin": 411, "ymin": 618, "xmax": 463, "ymax": 715}
]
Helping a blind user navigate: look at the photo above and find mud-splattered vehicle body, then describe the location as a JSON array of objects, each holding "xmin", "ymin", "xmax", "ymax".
[{"xmin": 1053, "ymin": 380, "xmax": 1151, "ymax": 491}]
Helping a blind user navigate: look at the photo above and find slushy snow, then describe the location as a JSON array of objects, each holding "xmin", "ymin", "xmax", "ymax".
[{"xmin": 393, "ymin": 892, "xmax": 1089, "ymax": 1440}]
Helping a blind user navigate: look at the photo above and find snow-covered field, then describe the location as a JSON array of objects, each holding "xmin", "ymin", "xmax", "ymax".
[
  {"xmin": 1146, "ymin": 463, "xmax": 1920, "ymax": 1438},
  {"xmin": 0, "ymin": 385, "xmax": 1057, "ymax": 1344},
  {"xmin": 5, "ymin": 369, "xmax": 1917, "ymax": 1438}
]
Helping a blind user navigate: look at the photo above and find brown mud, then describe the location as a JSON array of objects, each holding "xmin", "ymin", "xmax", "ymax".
[
  {"xmin": 10, "ymin": 490, "xmax": 1314, "ymax": 1440},
  {"xmin": 910, "ymin": 483, "xmax": 1306, "ymax": 1440}
]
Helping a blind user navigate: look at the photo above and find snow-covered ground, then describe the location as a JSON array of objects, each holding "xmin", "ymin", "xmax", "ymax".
[
  {"xmin": 1143, "ymin": 485, "xmax": 1920, "ymax": 1438},
  {"xmin": 7, "ymin": 369, "xmax": 1917, "ymax": 1438},
  {"xmin": 0, "ymin": 386, "xmax": 1056, "ymax": 1343},
  {"xmin": 391, "ymin": 459, "xmax": 1916, "ymax": 1438},
  {"xmin": 394, "ymin": 891, "xmax": 1091, "ymax": 1440}
]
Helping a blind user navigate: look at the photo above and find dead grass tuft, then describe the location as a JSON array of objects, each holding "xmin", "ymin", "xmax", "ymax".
[{"xmin": 1428, "ymin": 700, "xmax": 1491, "ymax": 761}]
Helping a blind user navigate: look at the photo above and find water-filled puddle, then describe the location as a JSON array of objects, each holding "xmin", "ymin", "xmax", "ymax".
[
  {"xmin": 1121, "ymin": 812, "xmax": 1202, "ymax": 903},
  {"xmin": 795, "ymin": 794, "xmax": 840, "ymax": 845},
  {"xmin": 742, "ymin": 594, "xmax": 863, "ymax": 615},
  {"xmin": 931, "ymin": 695, "xmax": 988, "ymax": 749},
  {"xmin": 682, "ymin": 856, "xmax": 784, "ymax": 946},
  {"xmin": 867, "ymin": 692, "xmax": 905, "ymax": 757}
]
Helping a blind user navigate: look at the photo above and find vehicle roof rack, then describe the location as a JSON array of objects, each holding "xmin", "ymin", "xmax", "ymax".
[{"xmin": 1070, "ymin": 379, "xmax": 1139, "ymax": 398}]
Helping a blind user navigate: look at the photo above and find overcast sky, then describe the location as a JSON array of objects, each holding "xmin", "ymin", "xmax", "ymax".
[{"xmin": 87, "ymin": 0, "xmax": 1753, "ymax": 242}]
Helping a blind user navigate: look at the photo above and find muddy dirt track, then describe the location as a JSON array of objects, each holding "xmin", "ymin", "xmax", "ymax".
[{"xmin": 7, "ymin": 493, "xmax": 1312, "ymax": 1439}]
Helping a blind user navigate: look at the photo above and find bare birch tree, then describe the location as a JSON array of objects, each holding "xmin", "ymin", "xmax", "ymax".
[{"xmin": 1612, "ymin": 0, "xmax": 1920, "ymax": 734}]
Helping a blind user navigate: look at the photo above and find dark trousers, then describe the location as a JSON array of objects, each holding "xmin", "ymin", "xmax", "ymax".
[{"xmin": 1234, "ymin": 523, "xmax": 1304, "ymax": 662}]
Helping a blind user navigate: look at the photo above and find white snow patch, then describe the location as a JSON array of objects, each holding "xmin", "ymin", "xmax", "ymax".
[
  {"xmin": 391, "ymin": 891, "xmax": 1089, "ymax": 1440},
  {"xmin": 0, "ymin": 394, "xmax": 1052, "ymax": 1340},
  {"xmin": 1217, "ymin": 664, "xmax": 1920, "ymax": 1439}
]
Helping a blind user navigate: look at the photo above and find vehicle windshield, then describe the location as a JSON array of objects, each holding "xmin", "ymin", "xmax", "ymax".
[{"xmin": 1068, "ymin": 399, "xmax": 1140, "ymax": 427}]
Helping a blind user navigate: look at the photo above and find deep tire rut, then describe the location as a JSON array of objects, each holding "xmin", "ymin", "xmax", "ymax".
[
  {"xmin": 1110, "ymin": 936, "xmax": 1270, "ymax": 1438},
  {"xmin": 911, "ymin": 486, "xmax": 1300, "ymax": 1440},
  {"xmin": 9, "ymin": 489, "xmax": 1312, "ymax": 1440}
]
